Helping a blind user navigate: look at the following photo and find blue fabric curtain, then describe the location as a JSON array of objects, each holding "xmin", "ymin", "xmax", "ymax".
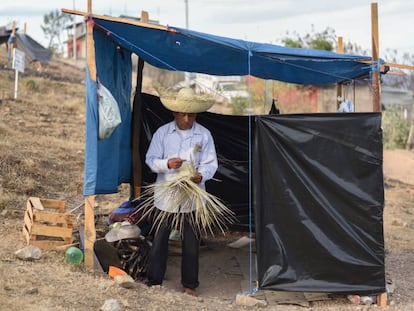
[{"xmin": 83, "ymin": 29, "xmax": 133, "ymax": 195}]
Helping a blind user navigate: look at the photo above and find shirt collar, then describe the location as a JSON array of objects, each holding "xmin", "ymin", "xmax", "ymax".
[{"xmin": 167, "ymin": 121, "xmax": 201, "ymax": 135}]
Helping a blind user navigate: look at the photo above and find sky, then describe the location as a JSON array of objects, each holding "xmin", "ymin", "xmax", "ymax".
[{"xmin": 1, "ymin": 0, "xmax": 413, "ymax": 60}]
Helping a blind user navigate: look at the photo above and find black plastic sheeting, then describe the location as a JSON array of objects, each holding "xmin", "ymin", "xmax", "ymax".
[
  {"xmin": 139, "ymin": 93, "xmax": 385, "ymax": 294},
  {"xmin": 0, "ymin": 26, "xmax": 13, "ymax": 45},
  {"xmin": 139, "ymin": 93, "xmax": 252, "ymax": 230},
  {"xmin": 15, "ymin": 33, "xmax": 52, "ymax": 64},
  {"xmin": 254, "ymin": 113, "xmax": 385, "ymax": 294}
]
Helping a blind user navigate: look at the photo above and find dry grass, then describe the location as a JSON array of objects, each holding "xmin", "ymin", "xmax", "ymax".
[{"xmin": 0, "ymin": 52, "xmax": 86, "ymax": 210}]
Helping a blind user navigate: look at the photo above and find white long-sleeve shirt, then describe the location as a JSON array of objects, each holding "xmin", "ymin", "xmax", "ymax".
[{"xmin": 145, "ymin": 120, "xmax": 218, "ymax": 212}]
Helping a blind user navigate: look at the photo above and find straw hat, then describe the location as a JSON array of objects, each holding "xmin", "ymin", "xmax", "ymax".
[{"xmin": 161, "ymin": 87, "xmax": 214, "ymax": 113}]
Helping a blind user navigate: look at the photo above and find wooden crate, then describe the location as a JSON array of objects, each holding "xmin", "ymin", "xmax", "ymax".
[{"xmin": 23, "ymin": 197, "xmax": 75, "ymax": 250}]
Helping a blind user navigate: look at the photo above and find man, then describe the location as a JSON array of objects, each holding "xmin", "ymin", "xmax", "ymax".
[{"xmin": 145, "ymin": 88, "xmax": 218, "ymax": 296}]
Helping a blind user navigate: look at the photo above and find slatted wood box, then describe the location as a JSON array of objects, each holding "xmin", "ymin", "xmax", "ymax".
[{"xmin": 23, "ymin": 197, "xmax": 75, "ymax": 250}]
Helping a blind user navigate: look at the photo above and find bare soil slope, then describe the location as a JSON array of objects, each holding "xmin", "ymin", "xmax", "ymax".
[{"xmin": 1, "ymin": 52, "xmax": 414, "ymax": 310}]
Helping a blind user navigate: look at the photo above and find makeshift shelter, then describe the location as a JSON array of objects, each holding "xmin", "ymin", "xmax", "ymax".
[
  {"xmin": 13, "ymin": 33, "xmax": 52, "ymax": 64},
  {"xmin": 64, "ymin": 8, "xmax": 385, "ymax": 297},
  {"xmin": 0, "ymin": 26, "xmax": 13, "ymax": 45}
]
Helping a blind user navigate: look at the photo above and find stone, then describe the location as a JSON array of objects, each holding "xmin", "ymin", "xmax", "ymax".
[
  {"xmin": 114, "ymin": 275, "xmax": 135, "ymax": 289},
  {"xmin": 15, "ymin": 245, "xmax": 42, "ymax": 260},
  {"xmin": 100, "ymin": 299, "xmax": 121, "ymax": 311},
  {"xmin": 235, "ymin": 294, "xmax": 267, "ymax": 307}
]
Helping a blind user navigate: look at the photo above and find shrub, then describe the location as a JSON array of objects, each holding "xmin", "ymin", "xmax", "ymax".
[
  {"xmin": 25, "ymin": 79, "xmax": 38, "ymax": 92},
  {"xmin": 231, "ymin": 96, "xmax": 248, "ymax": 115},
  {"xmin": 382, "ymin": 105, "xmax": 410, "ymax": 149}
]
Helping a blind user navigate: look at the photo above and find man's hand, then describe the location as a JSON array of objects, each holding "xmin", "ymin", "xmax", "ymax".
[
  {"xmin": 167, "ymin": 157, "xmax": 184, "ymax": 169},
  {"xmin": 190, "ymin": 172, "xmax": 202, "ymax": 184}
]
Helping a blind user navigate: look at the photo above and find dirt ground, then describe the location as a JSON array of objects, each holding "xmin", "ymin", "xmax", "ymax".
[{"xmin": 1, "ymin": 54, "xmax": 414, "ymax": 310}]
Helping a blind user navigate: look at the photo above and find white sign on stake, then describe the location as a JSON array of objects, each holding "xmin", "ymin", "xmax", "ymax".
[
  {"xmin": 12, "ymin": 48, "xmax": 25, "ymax": 99},
  {"xmin": 12, "ymin": 48, "xmax": 25, "ymax": 73}
]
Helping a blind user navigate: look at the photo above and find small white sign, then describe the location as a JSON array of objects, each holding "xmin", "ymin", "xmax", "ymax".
[{"xmin": 12, "ymin": 48, "xmax": 25, "ymax": 73}]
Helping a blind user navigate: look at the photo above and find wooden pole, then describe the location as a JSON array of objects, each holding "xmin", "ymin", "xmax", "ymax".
[
  {"xmin": 336, "ymin": 36, "xmax": 343, "ymax": 110},
  {"xmin": 9, "ymin": 21, "xmax": 16, "ymax": 58},
  {"xmin": 73, "ymin": 21, "xmax": 77, "ymax": 59},
  {"xmin": 131, "ymin": 10, "xmax": 148, "ymax": 199},
  {"xmin": 372, "ymin": 4, "xmax": 387, "ymax": 305},
  {"xmin": 83, "ymin": 195, "xmax": 96, "ymax": 269},
  {"xmin": 86, "ymin": 0, "xmax": 96, "ymax": 81},
  {"xmin": 132, "ymin": 58, "xmax": 144, "ymax": 198},
  {"xmin": 84, "ymin": 0, "xmax": 96, "ymax": 270},
  {"xmin": 371, "ymin": 2, "xmax": 381, "ymax": 112},
  {"xmin": 141, "ymin": 10, "xmax": 149, "ymax": 23}
]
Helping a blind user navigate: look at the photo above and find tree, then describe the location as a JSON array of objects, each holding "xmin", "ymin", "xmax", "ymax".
[
  {"xmin": 41, "ymin": 9, "xmax": 73, "ymax": 52},
  {"xmin": 381, "ymin": 49, "xmax": 414, "ymax": 90},
  {"xmin": 281, "ymin": 25, "xmax": 337, "ymax": 51}
]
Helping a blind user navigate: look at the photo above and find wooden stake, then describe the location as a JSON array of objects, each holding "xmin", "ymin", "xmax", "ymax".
[
  {"xmin": 9, "ymin": 21, "xmax": 16, "ymax": 56},
  {"xmin": 371, "ymin": 2, "xmax": 381, "ymax": 112},
  {"xmin": 132, "ymin": 58, "xmax": 144, "ymax": 198},
  {"xmin": 377, "ymin": 292, "xmax": 387, "ymax": 307},
  {"xmin": 131, "ymin": 11, "xmax": 149, "ymax": 199},
  {"xmin": 84, "ymin": 0, "xmax": 96, "ymax": 270},
  {"xmin": 87, "ymin": 0, "xmax": 92, "ymax": 13},
  {"xmin": 86, "ymin": 0, "xmax": 96, "ymax": 81},
  {"xmin": 141, "ymin": 10, "xmax": 149, "ymax": 23},
  {"xmin": 84, "ymin": 195, "xmax": 96, "ymax": 269}
]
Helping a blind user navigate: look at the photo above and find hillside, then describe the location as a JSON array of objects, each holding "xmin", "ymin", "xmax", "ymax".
[
  {"xmin": 0, "ymin": 53, "xmax": 86, "ymax": 211},
  {"xmin": 1, "ymin": 51, "xmax": 414, "ymax": 310}
]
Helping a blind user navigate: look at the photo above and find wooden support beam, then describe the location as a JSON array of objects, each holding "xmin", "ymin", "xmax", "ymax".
[
  {"xmin": 11, "ymin": 21, "xmax": 16, "ymax": 36},
  {"xmin": 84, "ymin": 195, "xmax": 96, "ymax": 269},
  {"xmin": 141, "ymin": 10, "xmax": 149, "ymax": 23},
  {"xmin": 9, "ymin": 21, "xmax": 16, "ymax": 56},
  {"xmin": 384, "ymin": 62, "xmax": 414, "ymax": 71},
  {"xmin": 87, "ymin": 0, "xmax": 92, "ymax": 13},
  {"xmin": 132, "ymin": 58, "xmax": 144, "ymax": 198},
  {"xmin": 371, "ymin": 2, "xmax": 381, "ymax": 112},
  {"xmin": 84, "ymin": 0, "xmax": 96, "ymax": 270},
  {"xmin": 61, "ymin": 8, "xmax": 168, "ymax": 31},
  {"xmin": 336, "ymin": 36, "xmax": 343, "ymax": 110},
  {"xmin": 377, "ymin": 292, "xmax": 387, "ymax": 307},
  {"xmin": 131, "ymin": 10, "xmax": 149, "ymax": 199},
  {"xmin": 86, "ymin": 0, "xmax": 96, "ymax": 81}
]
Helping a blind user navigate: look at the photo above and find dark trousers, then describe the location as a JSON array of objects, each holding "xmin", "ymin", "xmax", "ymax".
[{"xmin": 147, "ymin": 215, "xmax": 200, "ymax": 289}]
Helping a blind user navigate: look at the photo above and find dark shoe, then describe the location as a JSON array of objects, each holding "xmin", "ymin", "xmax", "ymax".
[{"xmin": 183, "ymin": 287, "xmax": 198, "ymax": 297}]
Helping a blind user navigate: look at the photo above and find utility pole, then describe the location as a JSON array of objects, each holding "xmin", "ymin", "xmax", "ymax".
[{"xmin": 185, "ymin": 0, "xmax": 189, "ymax": 29}]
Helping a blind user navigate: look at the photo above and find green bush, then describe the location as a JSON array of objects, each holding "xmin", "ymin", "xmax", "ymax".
[
  {"xmin": 231, "ymin": 97, "xmax": 249, "ymax": 115},
  {"xmin": 382, "ymin": 105, "xmax": 410, "ymax": 149},
  {"xmin": 25, "ymin": 79, "xmax": 38, "ymax": 92}
]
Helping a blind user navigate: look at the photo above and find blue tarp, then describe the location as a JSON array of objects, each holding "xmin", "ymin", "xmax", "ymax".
[
  {"xmin": 92, "ymin": 17, "xmax": 372, "ymax": 85},
  {"xmin": 83, "ymin": 29, "xmax": 132, "ymax": 195}
]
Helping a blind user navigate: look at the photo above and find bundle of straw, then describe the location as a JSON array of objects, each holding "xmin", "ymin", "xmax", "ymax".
[{"xmin": 133, "ymin": 162, "xmax": 237, "ymax": 237}]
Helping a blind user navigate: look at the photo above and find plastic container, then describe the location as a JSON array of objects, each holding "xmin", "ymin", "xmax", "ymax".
[
  {"xmin": 108, "ymin": 266, "xmax": 127, "ymax": 278},
  {"xmin": 65, "ymin": 246, "xmax": 84, "ymax": 265}
]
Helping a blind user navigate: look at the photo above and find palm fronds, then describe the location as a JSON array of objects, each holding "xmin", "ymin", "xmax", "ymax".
[{"xmin": 132, "ymin": 163, "xmax": 237, "ymax": 237}]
